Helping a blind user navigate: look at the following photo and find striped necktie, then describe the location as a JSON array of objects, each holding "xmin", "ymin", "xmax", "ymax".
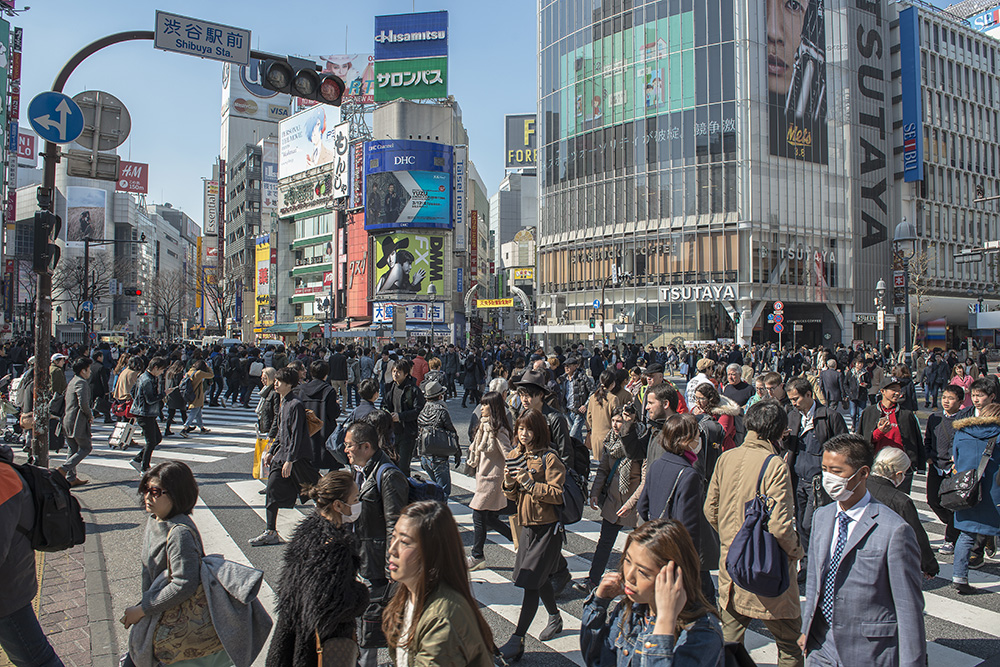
[{"xmin": 821, "ymin": 512, "xmax": 851, "ymax": 623}]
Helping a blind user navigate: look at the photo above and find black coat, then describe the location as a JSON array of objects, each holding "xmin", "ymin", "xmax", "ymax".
[
  {"xmin": 819, "ymin": 368, "xmax": 844, "ymax": 404},
  {"xmin": 257, "ymin": 385, "xmax": 282, "ymax": 439},
  {"xmin": 266, "ymin": 513, "xmax": 369, "ymax": 667},
  {"xmin": 272, "ymin": 396, "xmax": 313, "ymax": 465},
  {"xmin": 924, "ymin": 405, "xmax": 973, "ymax": 468},
  {"xmin": 782, "ymin": 404, "xmax": 848, "ymax": 481},
  {"xmin": 866, "ymin": 475, "xmax": 939, "ymax": 577},
  {"xmin": 859, "ymin": 403, "xmax": 924, "ymax": 470},
  {"xmin": 355, "ymin": 449, "xmax": 408, "ymax": 583}
]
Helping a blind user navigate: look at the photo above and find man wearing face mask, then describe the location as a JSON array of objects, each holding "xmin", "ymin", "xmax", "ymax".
[
  {"xmin": 782, "ymin": 377, "xmax": 848, "ymax": 586},
  {"xmin": 859, "ymin": 377, "xmax": 922, "ymax": 493},
  {"xmin": 799, "ymin": 433, "xmax": 925, "ymax": 667}
]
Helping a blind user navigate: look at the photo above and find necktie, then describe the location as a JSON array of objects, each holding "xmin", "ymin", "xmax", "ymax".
[{"xmin": 821, "ymin": 512, "xmax": 851, "ymax": 623}]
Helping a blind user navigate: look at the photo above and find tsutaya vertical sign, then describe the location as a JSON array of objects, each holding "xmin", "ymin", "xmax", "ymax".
[{"xmin": 851, "ymin": 0, "xmax": 890, "ymax": 251}]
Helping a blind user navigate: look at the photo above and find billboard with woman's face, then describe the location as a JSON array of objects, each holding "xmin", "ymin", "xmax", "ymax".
[
  {"xmin": 768, "ymin": 0, "xmax": 828, "ymax": 164},
  {"xmin": 65, "ymin": 186, "xmax": 107, "ymax": 247}
]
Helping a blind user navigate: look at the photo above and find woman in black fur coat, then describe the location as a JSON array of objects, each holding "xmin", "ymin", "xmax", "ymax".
[{"xmin": 266, "ymin": 470, "xmax": 370, "ymax": 667}]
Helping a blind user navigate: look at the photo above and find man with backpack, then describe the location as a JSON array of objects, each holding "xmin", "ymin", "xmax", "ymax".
[
  {"xmin": 345, "ymin": 422, "xmax": 408, "ymax": 667},
  {"xmin": 0, "ymin": 445, "xmax": 67, "ymax": 667},
  {"xmin": 705, "ymin": 400, "xmax": 804, "ymax": 667},
  {"xmin": 294, "ymin": 360, "xmax": 342, "ymax": 470}
]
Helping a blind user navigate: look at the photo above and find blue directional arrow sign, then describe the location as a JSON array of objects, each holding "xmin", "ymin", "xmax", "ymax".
[
  {"xmin": 28, "ymin": 92, "xmax": 84, "ymax": 144},
  {"xmin": 593, "ymin": 299, "xmax": 601, "ymax": 310},
  {"xmin": 81, "ymin": 300, "xmax": 94, "ymax": 313}
]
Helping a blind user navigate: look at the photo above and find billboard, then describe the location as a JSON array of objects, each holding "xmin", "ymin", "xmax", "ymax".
[
  {"xmin": 374, "ymin": 11, "xmax": 448, "ymax": 61},
  {"xmin": 372, "ymin": 232, "xmax": 444, "ymax": 297},
  {"xmin": 900, "ymin": 7, "xmax": 924, "ymax": 183},
  {"xmin": 279, "ymin": 107, "xmax": 350, "ymax": 186},
  {"xmin": 971, "ymin": 6, "xmax": 1000, "ymax": 33},
  {"xmin": 255, "ymin": 235, "xmax": 273, "ymax": 329},
  {"xmin": 222, "ymin": 58, "xmax": 292, "ymax": 122},
  {"xmin": 346, "ymin": 212, "xmax": 369, "ymax": 318},
  {"xmin": 374, "ymin": 56, "xmax": 447, "ymax": 102},
  {"xmin": 364, "ymin": 139, "xmax": 453, "ymax": 230},
  {"xmin": 16, "ymin": 127, "xmax": 34, "ymax": 167},
  {"xmin": 767, "ymin": 0, "xmax": 827, "ymax": 164},
  {"xmin": 504, "ymin": 114, "xmax": 537, "ymax": 169},
  {"xmin": 65, "ymin": 186, "xmax": 107, "ymax": 247},
  {"xmin": 260, "ymin": 138, "xmax": 279, "ymax": 215},
  {"xmin": 116, "ymin": 161, "xmax": 149, "ymax": 194},
  {"xmin": 453, "ymin": 146, "xmax": 466, "ymax": 250},
  {"xmin": 293, "ymin": 54, "xmax": 375, "ymax": 111},
  {"xmin": 513, "ymin": 268, "xmax": 534, "ymax": 280},
  {"xmin": 203, "ymin": 180, "xmax": 219, "ymax": 235}
]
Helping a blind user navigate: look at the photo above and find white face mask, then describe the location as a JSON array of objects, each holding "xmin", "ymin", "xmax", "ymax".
[
  {"xmin": 822, "ymin": 469, "xmax": 861, "ymax": 503},
  {"xmin": 340, "ymin": 501, "xmax": 362, "ymax": 523}
]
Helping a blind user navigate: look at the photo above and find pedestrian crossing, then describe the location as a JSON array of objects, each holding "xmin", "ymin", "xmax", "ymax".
[{"xmin": 57, "ymin": 398, "xmax": 1000, "ymax": 666}]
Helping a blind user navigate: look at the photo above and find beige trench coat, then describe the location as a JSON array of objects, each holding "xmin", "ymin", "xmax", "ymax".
[{"xmin": 704, "ymin": 431, "xmax": 804, "ymax": 620}]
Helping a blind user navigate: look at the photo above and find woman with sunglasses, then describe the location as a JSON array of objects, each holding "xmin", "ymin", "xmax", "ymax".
[{"xmin": 121, "ymin": 461, "xmax": 233, "ymax": 667}]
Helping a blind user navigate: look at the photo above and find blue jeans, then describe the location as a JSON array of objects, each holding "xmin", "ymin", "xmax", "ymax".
[
  {"xmin": 953, "ymin": 531, "xmax": 977, "ymax": 583},
  {"xmin": 184, "ymin": 406, "xmax": 204, "ymax": 429},
  {"xmin": 420, "ymin": 455, "xmax": 452, "ymax": 497},
  {"xmin": 568, "ymin": 412, "xmax": 586, "ymax": 443},
  {"xmin": 849, "ymin": 400, "xmax": 866, "ymax": 431},
  {"xmin": 0, "ymin": 603, "xmax": 65, "ymax": 667}
]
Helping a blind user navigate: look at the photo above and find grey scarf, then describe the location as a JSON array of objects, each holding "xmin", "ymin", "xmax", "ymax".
[{"xmin": 603, "ymin": 430, "xmax": 632, "ymax": 496}]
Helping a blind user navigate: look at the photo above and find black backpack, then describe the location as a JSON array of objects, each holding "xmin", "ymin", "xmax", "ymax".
[
  {"xmin": 179, "ymin": 375, "xmax": 197, "ymax": 404},
  {"xmin": 13, "ymin": 463, "xmax": 86, "ymax": 552}
]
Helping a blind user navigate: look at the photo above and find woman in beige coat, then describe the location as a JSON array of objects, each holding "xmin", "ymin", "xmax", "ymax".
[
  {"xmin": 466, "ymin": 391, "xmax": 514, "ymax": 571},
  {"xmin": 586, "ymin": 369, "xmax": 628, "ymax": 460}
]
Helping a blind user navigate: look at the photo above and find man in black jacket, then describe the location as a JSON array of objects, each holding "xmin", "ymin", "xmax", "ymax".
[
  {"xmin": 380, "ymin": 359, "xmax": 425, "ymax": 473},
  {"xmin": 782, "ymin": 377, "xmax": 848, "ymax": 583},
  {"xmin": 89, "ymin": 350, "xmax": 112, "ymax": 423},
  {"xmin": 859, "ymin": 377, "xmax": 922, "ymax": 493},
  {"xmin": 819, "ymin": 358, "xmax": 845, "ymax": 407},
  {"xmin": 328, "ymin": 344, "xmax": 349, "ymax": 408},
  {"xmin": 294, "ymin": 360, "xmax": 342, "ymax": 470},
  {"xmin": 345, "ymin": 421, "xmax": 407, "ymax": 667},
  {"xmin": 924, "ymin": 384, "xmax": 970, "ymax": 556}
]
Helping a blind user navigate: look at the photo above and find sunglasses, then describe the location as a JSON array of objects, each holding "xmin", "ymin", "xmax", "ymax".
[{"xmin": 143, "ymin": 486, "xmax": 168, "ymax": 499}]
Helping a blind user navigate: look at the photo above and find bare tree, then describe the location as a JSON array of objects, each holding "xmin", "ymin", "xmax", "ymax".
[
  {"xmin": 52, "ymin": 251, "xmax": 135, "ymax": 321},
  {"xmin": 144, "ymin": 268, "xmax": 190, "ymax": 339},
  {"xmin": 906, "ymin": 248, "xmax": 933, "ymax": 346},
  {"xmin": 192, "ymin": 265, "xmax": 234, "ymax": 332}
]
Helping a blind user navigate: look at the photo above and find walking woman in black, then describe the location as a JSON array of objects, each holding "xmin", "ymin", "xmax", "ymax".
[
  {"xmin": 498, "ymin": 409, "xmax": 565, "ymax": 662},
  {"xmin": 266, "ymin": 470, "xmax": 370, "ymax": 667},
  {"xmin": 162, "ymin": 360, "xmax": 187, "ymax": 438}
]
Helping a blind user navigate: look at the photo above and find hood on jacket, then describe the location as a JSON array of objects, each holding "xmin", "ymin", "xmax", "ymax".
[
  {"xmin": 297, "ymin": 378, "xmax": 332, "ymax": 401},
  {"xmin": 711, "ymin": 398, "xmax": 742, "ymax": 417},
  {"xmin": 952, "ymin": 414, "xmax": 1000, "ymax": 438}
]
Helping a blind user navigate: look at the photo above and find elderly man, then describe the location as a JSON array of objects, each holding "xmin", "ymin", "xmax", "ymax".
[
  {"xmin": 819, "ymin": 358, "xmax": 845, "ymax": 408},
  {"xmin": 722, "ymin": 362, "xmax": 754, "ymax": 407}
]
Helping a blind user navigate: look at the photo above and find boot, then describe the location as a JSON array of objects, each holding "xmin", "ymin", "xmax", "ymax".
[
  {"xmin": 498, "ymin": 635, "xmax": 524, "ymax": 663},
  {"xmin": 539, "ymin": 613, "xmax": 563, "ymax": 641}
]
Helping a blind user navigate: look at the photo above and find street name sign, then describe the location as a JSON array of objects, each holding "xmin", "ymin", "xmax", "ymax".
[
  {"xmin": 154, "ymin": 11, "xmax": 250, "ymax": 66},
  {"xmin": 28, "ymin": 92, "xmax": 83, "ymax": 144}
]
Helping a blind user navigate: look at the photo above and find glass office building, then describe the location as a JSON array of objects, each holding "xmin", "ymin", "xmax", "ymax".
[{"xmin": 537, "ymin": 0, "xmax": 897, "ymax": 346}]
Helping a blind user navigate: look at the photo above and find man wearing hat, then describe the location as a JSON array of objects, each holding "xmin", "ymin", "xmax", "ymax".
[
  {"xmin": 49, "ymin": 354, "xmax": 68, "ymax": 398},
  {"xmin": 685, "ymin": 357, "xmax": 716, "ymax": 409},
  {"xmin": 48, "ymin": 354, "xmax": 69, "ymax": 454},
  {"xmin": 858, "ymin": 375, "xmax": 922, "ymax": 493},
  {"xmin": 558, "ymin": 356, "xmax": 594, "ymax": 442},
  {"xmin": 416, "ymin": 380, "xmax": 459, "ymax": 496}
]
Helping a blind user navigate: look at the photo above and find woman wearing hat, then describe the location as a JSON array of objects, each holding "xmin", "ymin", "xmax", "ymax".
[{"xmin": 417, "ymin": 380, "xmax": 460, "ymax": 497}]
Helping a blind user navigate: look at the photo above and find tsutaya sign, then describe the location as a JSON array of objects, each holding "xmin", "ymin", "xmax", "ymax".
[{"xmin": 659, "ymin": 284, "xmax": 736, "ymax": 302}]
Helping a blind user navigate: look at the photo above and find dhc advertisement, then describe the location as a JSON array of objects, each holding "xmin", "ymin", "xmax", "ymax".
[
  {"xmin": 374, "ymin": 10, "xmax": 448, "ymax": 61},
  {"xmin": 900, "ymin": 6, "xmax": 924, "ymax": 183},
  {"xmin": 364, "ymin": 139, "xmax": 454, "ymax": 230}
]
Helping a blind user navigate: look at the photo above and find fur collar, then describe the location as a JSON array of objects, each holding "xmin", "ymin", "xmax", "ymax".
[
  {"xmin": 953, "ymin": 414, "xmax": 1000, "ymax": 430},
  {"xmin": 711, "ymin": 402, "xmax": 742, "ymax": 417}
]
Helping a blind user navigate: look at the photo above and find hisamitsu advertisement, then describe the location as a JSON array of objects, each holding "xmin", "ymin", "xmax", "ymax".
[
  {"xmin": 374, "ymin": 11, "xmax": 448, "ymax": 61},
  {"xmin": 364, "ymin": 139, "xmax": 453, "ymax": 230}
]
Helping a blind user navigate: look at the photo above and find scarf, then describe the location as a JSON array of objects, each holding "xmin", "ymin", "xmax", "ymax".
[
  {"xmin": 469, "ymin": 420, "xmax": 507, "ymax": 469},
  {"xmin": 602, "ymin": 429, "xmax": 632, "ymax": 496}
]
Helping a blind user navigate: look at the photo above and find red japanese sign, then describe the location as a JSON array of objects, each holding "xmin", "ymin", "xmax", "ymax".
[
  {"xmin": 346, "ymin": 211, "xmax": 369, "ymax": 319},
  {"xmin": 16, "ymin": 132, "xmax": 34, "ymax": 165},
  {"xmin": 116, "ymin": 161, "xmax": 149, "ymax": 194},
  {"xmin": 470, "ymin": 210, "xmax": 478, "ymax": 280}
]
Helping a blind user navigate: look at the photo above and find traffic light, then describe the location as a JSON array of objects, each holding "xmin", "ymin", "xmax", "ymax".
[
  {"xmin": 734, "ymin": 311, "xmax": 741, "ymax": 324},
  {"xmin": 258, "ymin": 57, "xmax": 345, "ymax": 106},
  {"xmin": 589, "ymin": 316, "xmax": 596, "ymax": 328},
  {"xmin": 33, "ymin": 210, "xmax": 62, "ymax": 273},
  {"xmin": 127, "ymin": 288, "xmax": 142, "ymax": 296}
]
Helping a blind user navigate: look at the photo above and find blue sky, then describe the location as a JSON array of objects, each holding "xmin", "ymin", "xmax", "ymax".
[{"xmin": 15, "ymin": 1, "xmax": 538, "ymax": 226}]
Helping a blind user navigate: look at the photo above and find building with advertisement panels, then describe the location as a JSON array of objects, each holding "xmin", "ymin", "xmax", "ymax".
[{"xmin": 536, "ymin": 0, "xmax": 908, "ymax": 348}]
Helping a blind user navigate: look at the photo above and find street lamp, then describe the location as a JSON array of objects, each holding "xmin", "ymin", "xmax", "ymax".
[
  {"xmin": 427, "ymin": 284, "xmax": 438, "ymax": 344},
  {"xmin": 894, "ymin": 217, "xmax": 917, "ymax": 362},
  {"xmin": 875, "ymin": 278, "xmax": 887, "ymax": 354}
]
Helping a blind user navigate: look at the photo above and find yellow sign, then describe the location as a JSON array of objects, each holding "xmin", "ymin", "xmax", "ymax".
[
  {"xmin": 477, "ymin": 298, "xmax": 514, "ymax": 308},
  {"xmin": 512, "ymin": 268, "xmax": 534, "ymax": 281}
]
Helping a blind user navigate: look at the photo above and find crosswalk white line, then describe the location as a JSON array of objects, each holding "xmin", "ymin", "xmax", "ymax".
[{"xmin": 227, "ymin": 479, "xmax": 308, "ymax": 542}]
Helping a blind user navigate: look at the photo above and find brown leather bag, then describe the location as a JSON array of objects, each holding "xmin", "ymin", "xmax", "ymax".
[
  {"xmin": 304, "ymin": 408, "xmax": 323, "ymax": 437},
  {"xmin": 316, "ymin": 630, "xmax": 359, "ymax": 667}
]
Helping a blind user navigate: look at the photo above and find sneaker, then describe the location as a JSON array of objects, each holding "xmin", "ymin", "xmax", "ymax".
[
  {"xmin": 129, "ymin": 459, "xmax": 143, "ymax": 474},
  {"xmin": 200, "ymin": 428, "xmax": 211, "ymax": 434},
  {"xmin": 986, "ymin": 537, "xmax": 997, "ymax": 560},
  {"xmin": 572, "ymin": 579, "xmax": 596, "ymax": 595},
  {"xmin": 248, "ymin": 530, "xmax": 282, "ymax": 546},
  {"xmin": 467, "ymin": 555, "xmax": 486, "ymax": 572},
  {"xmin": 954, "ymin": 582, "xmax": 978, "ymax": 595},
  {"xmin": 938, "ymin": 542, "xmax": 955, "ymax": 555},
  {"xmin": 969, "ymin": 554, "xmax": 985, "ymax": 569}
]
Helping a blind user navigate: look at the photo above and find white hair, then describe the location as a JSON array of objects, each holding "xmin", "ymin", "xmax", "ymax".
[
  {"xmin": 489, "ymin": 377, "xmax": 509, "ymax": 395},
  {"xmin": 827, "ymin": 359, "xmax": 837, "ymax": 369},
  {"xmin": 872, "ymin": 447, "xmax": 911, "ymax": 478}
]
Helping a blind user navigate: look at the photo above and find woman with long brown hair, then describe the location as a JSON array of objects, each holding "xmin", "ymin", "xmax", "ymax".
[
  {"xmin": 383, "ymin": 501, "xmax": 494, "ymax": 666},
  {"xmin": 466, "ymin": 391, "xmax": 515, "ymax": 571},
  {"xmin": 580, "ymin": 519, "xmax": 724, "ymax": 666}
]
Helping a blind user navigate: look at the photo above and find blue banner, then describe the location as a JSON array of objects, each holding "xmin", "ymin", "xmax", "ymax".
[
  {"xmin": 364, "ymin": 139, "xmax": 453, "ymax": 175},
  {"xmin": 900, "ymin": 7, "xmax": 924, "ymax": 182},
  {"xmin": 374, "ymin": 11, "xmax": 448, "ymax": 61}
]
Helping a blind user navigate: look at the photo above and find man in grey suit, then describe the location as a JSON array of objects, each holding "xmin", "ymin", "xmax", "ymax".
[
  {"xmin": 799, "ymin": 433, "xmax": 925, "ymax": 667},
  {"xmin": 818, "ymin": 359, "xmax": 844, "ymax": 407},
  {"xmin": 57, "ymin": 357, "xmax": 94, "ymax": 488}
]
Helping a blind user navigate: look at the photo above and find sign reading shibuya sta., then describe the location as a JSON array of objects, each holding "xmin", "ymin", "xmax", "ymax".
[
  {"xmin": 374, "ymin": 57, "xmax": 447, "ymax": 102},
  {"xmin": 658, "ymin": 284, "xmax": 737, "ymax": 302},
  {"xmin": 154, "ymin": 11, "xmax": 250, "ymax": 66}
]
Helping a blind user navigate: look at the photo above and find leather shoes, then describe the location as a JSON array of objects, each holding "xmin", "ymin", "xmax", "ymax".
[
  {"xmin": 498, "ymin": 636, "xmax": 524, "ymax": 663},
  {"xmin": 539, "ymin": 613, "xmax": 563, "ymax": 641},
  {"xmin": 954, "ymin": 582, "xmax": 978, "ymax": 595},
  {"xmin": 70, "ymin": 478, "xmax": 89, "ymax": 488}
]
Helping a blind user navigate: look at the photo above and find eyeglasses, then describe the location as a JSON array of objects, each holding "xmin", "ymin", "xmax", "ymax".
[{"xmin": 143, "ymin": 486, "xmax": 168, "ymax": 499}]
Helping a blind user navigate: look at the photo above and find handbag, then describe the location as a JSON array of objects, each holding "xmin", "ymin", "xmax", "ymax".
[
  {"xmin": 940, "ymin": 436, "xmax": 997, "ymax": 512},
  {"xmin": 418, "ymin": 426, "xmax": 459, "ymax": 457},
  {"xmin": 304, "ymin": 408, "xmax": 324, "ymax": 437},
  {"xmin": 658, "ymin": 468, "xmax": 689, "ymax": 519},
  {"xmin": 596, "ymin": 458, "xmax": 623, "ymax": 508},
  {"xmin": 153, "ymin": 529, "xmax": 224, "ymax": 664},
  {"xmin": 724, "ymin": 455, "xmax": 790, "ymax": 598},
  {"xmin": 316, "ymin": 631, "xmax": 359, "ymax": 667},
  {"xmin": 253, "ymin": 437, "xmax": 268, "ymax": 480}
]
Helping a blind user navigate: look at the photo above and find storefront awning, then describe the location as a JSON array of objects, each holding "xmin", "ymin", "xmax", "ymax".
[{"xmin": 264, "ymin": 322, "xmax": 320, "ymax": 334}]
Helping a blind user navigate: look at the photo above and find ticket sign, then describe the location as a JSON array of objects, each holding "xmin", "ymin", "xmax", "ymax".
[{"xmin": 477, "ymin": 298, "xmax": 514, "ymax": 308}]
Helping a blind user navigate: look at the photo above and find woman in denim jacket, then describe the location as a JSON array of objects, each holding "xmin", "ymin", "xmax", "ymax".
[{"xmin": 580, "ymin": 519, "xmax": 724, "ymax": 667}]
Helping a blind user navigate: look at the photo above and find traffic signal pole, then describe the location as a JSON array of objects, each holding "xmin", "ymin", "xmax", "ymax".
[{"xmin": 31, "ymin": 30, "xmax": 276, "ymax": 466}]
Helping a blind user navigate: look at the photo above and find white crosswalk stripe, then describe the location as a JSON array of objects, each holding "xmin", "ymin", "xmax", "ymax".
[{"xmin": 73, "ymin": 399, "xmax": 1000, "ymax": 666}]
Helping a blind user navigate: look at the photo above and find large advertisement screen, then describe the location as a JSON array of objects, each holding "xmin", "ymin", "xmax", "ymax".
[
  {"xmin": 293, "ymin": 54, "xmax": 375, "ymax": 111},
  {"xmin": 364, "ymin": 139, "xmax": 453, "ymax": 230},
  {"xmin": 767, "ymin": 0, "xmax": 828, "ymax": 163},
  {"xmin": 372, "ymin": 232, "xmax": 444, "ymax": 297},
  {"xmin": 255, "ymin": 235, "xmax": 273, "ymax": 329},
  {"xmin": 222, "ymin": 59, "xmax": 291, "ymax": 122},
  {"xmin": 374, "ymin": 56, "xmax": 447, "ymax": 102},
  {"xmin": 279, "ymin": 107, "xmax": 350, "ymax": 188},
  {"xmin": 65, "ymin": 186, "xmax": 107, "ymax": 247},
  {"xmin": 374, "ymin": 11, "xmax": 448, "ymax": 61}
]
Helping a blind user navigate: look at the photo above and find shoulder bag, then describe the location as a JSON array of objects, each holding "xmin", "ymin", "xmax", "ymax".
[
  {"xmin": 940, "ymin": 436, "xmax": 997, "ymax": 512},
  {"xmin": 658, "ymin": 468, "xmax": 689, "ymax": 520}
]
